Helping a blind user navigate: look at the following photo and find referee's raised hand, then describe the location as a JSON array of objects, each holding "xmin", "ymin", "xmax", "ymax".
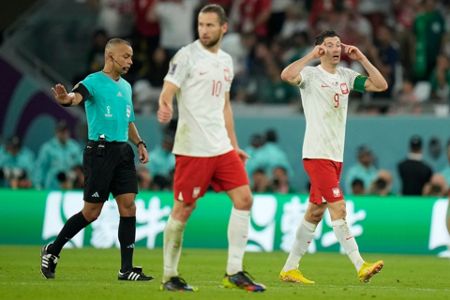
[{"xmin": 51, "ymin": 84, "xmax": 75, "ymax": 106}]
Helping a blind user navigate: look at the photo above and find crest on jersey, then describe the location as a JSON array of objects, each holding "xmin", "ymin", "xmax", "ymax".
[
  {"xmin": 224, "ymin": 67, "xmax": 232, "ymax": 82},
  {"xmin": 340, "ymin": 83, "xmax": 349, "ymax": 94}
]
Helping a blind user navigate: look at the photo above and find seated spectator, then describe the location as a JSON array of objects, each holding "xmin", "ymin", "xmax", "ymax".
[
  {"xmin": 244, "ymin": 133, "xmax": 266, "ymax": 184},
  {"xmin": 393, "ymin": 79, "xmax": 422, "ymax": 115},
  {"xmin": 398, "ymin": 135, "xmax": 433, "ymax": 195},
  {"xmin": 271, "ymin": 166, "xmax": 295, "ymax": 194},
  {"xmin": 423, "ymin": 173, "xmax": 448, "ymax": 197},
  {"xmin": 368, "ymin": 169, "xmax": 394, "ymax": 196},
  {"xmin": 33, "ymin": 121, "xmax": 82, "ymax": 190},
  {"xmin": 430, "ymin": 54, "xmax": 450, "ymax": 102},
  {"xmin": 259, "ymin": 129, "xmax": 293, "ymax": 179},
  {"xmin": 71, "ymin": 164, "xmax": 85, "ymax": 189},
  {"xmin": 147, "ymin": 134, "xmax": 175, "ymax": 190},
  {"xmin": 350, "ymin": 178, "xmax": 365, "ymax": 195},
  {"xmin": 345, "ymin": 145, "xmax": 378, "ymax": 195},
  {"xmin": 251, "ymin": 168, "xmax": 272, "ymax": 193},
  {"xmin": 137, "ymin": 165, "xmax": 154, "ymax": 190},
  {"xmin": 0, "ymin": 136, "xmax": 35, "ymax": 188},
  {"xmin": 440, "ymin": 142, "xmax": 450, "ymax": 187}
]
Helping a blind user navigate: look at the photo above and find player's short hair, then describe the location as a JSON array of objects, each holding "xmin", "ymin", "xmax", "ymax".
[
  {"xmin": 314, "ymin": 30, "xmax": 340, "ymax": 45},
  {"xmin": 199, "ymin": 4, "xmax": 228, "ymax": 25},
  {"xmin": 105, "ymin": 38, "xmax": 131, "ymax": 51}
]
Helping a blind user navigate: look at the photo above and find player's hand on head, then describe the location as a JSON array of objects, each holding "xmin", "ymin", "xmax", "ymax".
[
  {"xmin": 312, "ymin": 45, "xmax": 326, "ymax": 59},
  {"xmin": 342, "ymin": 43, "xmax": 364, "ymax": 61}
]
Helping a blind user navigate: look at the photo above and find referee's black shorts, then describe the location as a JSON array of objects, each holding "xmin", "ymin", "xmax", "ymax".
[{"xmin": 83, "ymin": 141, "xmax": 138, "ymax": 203}]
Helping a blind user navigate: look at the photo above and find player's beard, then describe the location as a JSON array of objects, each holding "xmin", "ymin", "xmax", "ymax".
[{"xmin": 200, "ymin": 33, "xmax": 222, "ymax": 49}]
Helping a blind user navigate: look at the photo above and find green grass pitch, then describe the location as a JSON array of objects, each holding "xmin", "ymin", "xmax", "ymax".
[{"xmin": 1, "ymin": 246, "xmax": 449, "ymax": 300}]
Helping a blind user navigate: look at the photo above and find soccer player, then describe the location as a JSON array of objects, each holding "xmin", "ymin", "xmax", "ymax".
[
  {"xmin": 156, "ymin": 4, "xmax": 266, "ymax": 292},
  {"xmin": 41, "ymin": 38, "xmax": 153, "ymax": 281},
  {"xmin": 279, "ymin": 30, "xmax": 388, "ymax": 284}
]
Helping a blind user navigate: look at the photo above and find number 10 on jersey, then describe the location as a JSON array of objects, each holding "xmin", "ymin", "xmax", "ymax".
[{"xmin": 212, "ymin": 80, "xmax": 223, "ymax": 97}]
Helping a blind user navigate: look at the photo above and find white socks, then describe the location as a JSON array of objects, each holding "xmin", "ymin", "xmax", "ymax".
[
  {"xmin": 163, "ymin": 216, "xmax": 185, "ymax": 281},
  {"xmin": 226, "ymin": 208, "xmax": 250, "ymax": 275},
  {"xmin": 282, "ymin": 219, "xmax": 317, "ymax": 272},
  {"xmin": 332, "ymin": 219, "xmax": 364, "ymax": 271}
]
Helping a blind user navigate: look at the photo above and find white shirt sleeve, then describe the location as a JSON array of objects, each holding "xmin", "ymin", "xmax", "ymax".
[
  {"xmin": 299, "ymin": 66, "xmax": 314, "ymax": 88},
  {"xmin": 164, "ymin": 48, "xmax": 190, "ymax": 88},
  {"xmin": 344, "ymin": 68, "xmax": 360, "ymax": 90}
]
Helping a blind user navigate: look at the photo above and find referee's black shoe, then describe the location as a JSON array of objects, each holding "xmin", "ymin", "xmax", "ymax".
[
  {"xmin": 118, "ymin": 267, "xmax": 154, "ymax": 281},
  {"xmin": 40, "ymin": 244, "xmax": 59, "ymax": 279}
]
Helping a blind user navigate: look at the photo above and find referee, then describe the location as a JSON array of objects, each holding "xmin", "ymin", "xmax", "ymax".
[{"xmin": 40, "ymin": 38, "xmax": 152, "ymax": 281}]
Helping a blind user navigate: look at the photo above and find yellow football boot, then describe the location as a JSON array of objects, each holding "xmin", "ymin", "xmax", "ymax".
[
  {"xmin": 358, "ymin": 260, "xmax": 384, "ymax": 283},
  {"xmin": 279, "ymin": 269, "xmax": 315, "ymax": 284}
]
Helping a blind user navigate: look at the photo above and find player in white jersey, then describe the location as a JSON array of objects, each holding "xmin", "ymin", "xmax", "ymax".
[
  {"xmin": 279, "ymin": 30, "xmax": 388, "ymax": 284},
  {"xmin": 157, "ymin": 4, "xmax": 265, "ymax": 292}
]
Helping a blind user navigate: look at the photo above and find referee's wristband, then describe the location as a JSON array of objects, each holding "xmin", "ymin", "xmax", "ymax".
[{"xmin": 136, "ymin": 140, "xmax": 147, "ymax": 148}]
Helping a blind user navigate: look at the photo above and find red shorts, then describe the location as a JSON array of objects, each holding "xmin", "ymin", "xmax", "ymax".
[
  {"xmin": 173, "ymin": 150, "xmax": 249, "ymax": 204},
  {"xmin": 303, "ymin": 158, "xmax": 344, "ymax": 205}
]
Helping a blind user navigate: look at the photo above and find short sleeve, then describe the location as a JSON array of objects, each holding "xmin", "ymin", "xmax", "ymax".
[
  {"xmin": 164, "ymin": 47, "xmax": 190, "ymax": 88},
  {"xmin": 224, "ymin": 56, "xmax": 234, "ymax": 92},
  {"xmin": 299, "ymin": 66, "xmax": 314, "ymax": 88},
  {"xmin": 128, "ymin": 84, "xmax": 136, "ymax": 122},
  {"xmin": 81, "ymin": 74, "xmax": 97, "ymax": 101},
  {"xmin": 343, "ymin": 68, "xmax": 363, "ymax": 92}
]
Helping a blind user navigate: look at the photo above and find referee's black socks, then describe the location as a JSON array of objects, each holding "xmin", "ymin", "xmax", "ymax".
[
  {"xmin": 48, "ymin": 211, "xmax": 91, "ymax": 256},
  {"xmin": 118, "ymin": 216, "xmax": 136, "ymax": 272}
]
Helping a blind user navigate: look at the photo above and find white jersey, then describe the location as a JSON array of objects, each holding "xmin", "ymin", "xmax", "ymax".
[
  {"xmin": 299, "ymin": 65, "xmax": 360, "ymax": 162},
  {"xmin": 164, "ymin": 40, "xmax": 234, "ymax": 157}
]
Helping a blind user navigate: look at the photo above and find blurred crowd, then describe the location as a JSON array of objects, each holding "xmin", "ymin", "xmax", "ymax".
[
  {"xmin": 75, "ymin": 0, "xmax": 450, "ymax": 115},
  {"xmin": 2, "ymin": 122, "xmax": 450, "ymax": 198}
]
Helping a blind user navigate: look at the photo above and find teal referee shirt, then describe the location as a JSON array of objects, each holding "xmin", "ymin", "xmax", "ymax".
[{"xmin": 81, "ymin": 71, "xmax": 135, "ymax": 142}]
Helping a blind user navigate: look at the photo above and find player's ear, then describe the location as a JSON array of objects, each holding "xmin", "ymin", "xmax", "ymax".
[{"xmin": 222, "ymin": 22, "xmax": 228, "ymax": 34}]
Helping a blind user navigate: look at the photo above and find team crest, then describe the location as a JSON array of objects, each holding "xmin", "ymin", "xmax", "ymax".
[
  {"xmin": 340, "ymin": 83, "xmax": 349, "ymax": 94},
  {"xmin": 332, "ymin": 187, "xmax": 341, "ymax": 198},
  {"xmin": 192, "ymin": 187, "xmax": 201, "ymax": 199}
]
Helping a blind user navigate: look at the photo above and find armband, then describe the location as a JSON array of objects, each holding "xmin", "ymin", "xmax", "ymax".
[
  {"xmin": 72, "ymin": 82, "xmax": 90, "ymax": 101},
  {"xmin": 353, "ymin": 75, "xmax": 368, "ymax": 93}
]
